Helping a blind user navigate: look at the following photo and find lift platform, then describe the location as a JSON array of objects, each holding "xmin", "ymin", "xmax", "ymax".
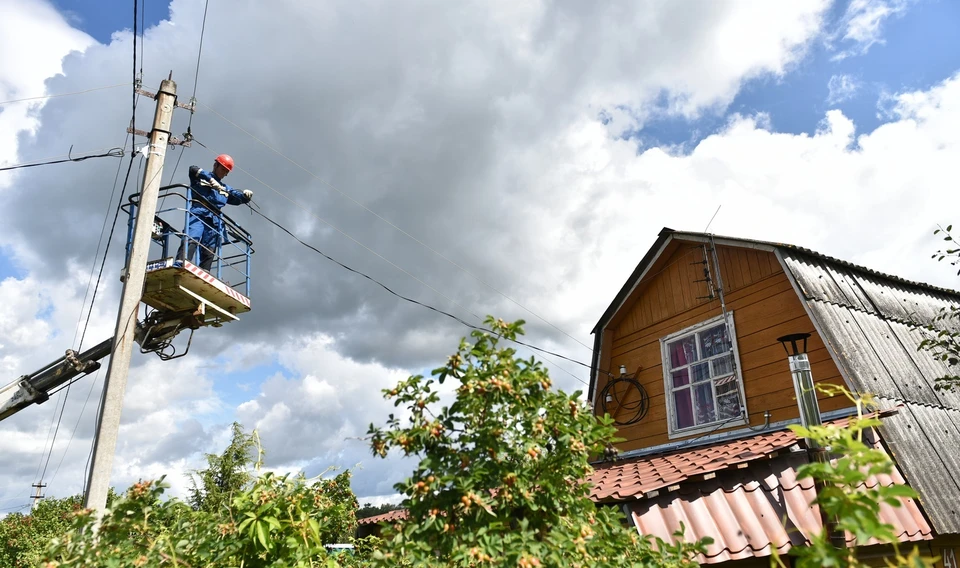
[
  {"xmin": 141, "ymin": 258, "xmax": 251, "ymax": 324},
  {"xmin": 123, "ymin": 183, "xmax": 254, "ymax": 358},
  {"xmin": 0, "ymin": 183, "xmax": 258, "ymax": 423}
]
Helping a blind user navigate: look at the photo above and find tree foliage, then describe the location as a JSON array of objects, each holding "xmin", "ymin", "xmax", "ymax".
[
  {"xmin": 38, "ymin": 423, "xmax": 361, "ymax": 567},
  {"xmin": 189, "ymin": 421, "xmax": 257, "ymax": 513},
  {"xmin": 779, "ymin": 389, "xmax": 933, "ymax": 568},
  {"xmin": 917, "ymin": 224, "xmax": 960, "ymax": 390},
  {"xmin": 0, "ymin": 494, "xmax": 82, "ymax": 568},
  {"xmin": 20, "ymin": 318, "xmax": 943, "ymax": 567},
  {"xmin": 41, "ymin": 472, "xmax": 361, "ymax": 567},
  {"xmin": 367, "ymin": 317, "xmax": 706, "ymax": 567}
]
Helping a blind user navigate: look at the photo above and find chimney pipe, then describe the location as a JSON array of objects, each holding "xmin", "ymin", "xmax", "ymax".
[
  {"xmin": 777, "ymin": 333, "xmax": 822, "ymax": 448},
  {"xmin": 778, "ymin": 333, "xmax": 843, "ymax": 547}
]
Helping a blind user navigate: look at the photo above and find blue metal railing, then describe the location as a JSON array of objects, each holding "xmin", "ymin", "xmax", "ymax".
[{"xmin": 123, "ymin": 184, "xmax": 253, "ymax": 298}]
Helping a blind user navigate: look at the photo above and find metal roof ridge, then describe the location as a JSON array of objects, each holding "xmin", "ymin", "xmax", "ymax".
[{"xmin": 671, "ymin": 229, "xmax": 960, "ymax": 299}]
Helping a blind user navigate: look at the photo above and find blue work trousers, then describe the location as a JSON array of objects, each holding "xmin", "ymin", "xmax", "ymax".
[{"xmin": 179, "ymin": 214, "xmax": 220, "ymax": 272}]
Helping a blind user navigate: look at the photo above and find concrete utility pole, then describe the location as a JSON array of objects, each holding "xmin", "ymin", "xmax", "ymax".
[
  {"xmin": 83, "ymin": 77, "xmax": 177, "ymax": 515},
  {"xmin": 29, "ymin": 482, "xmax": 45, "ymax": 511}
]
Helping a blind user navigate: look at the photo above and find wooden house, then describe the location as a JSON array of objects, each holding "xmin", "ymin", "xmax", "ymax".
[{"xmin": 587, "ymin": 228, "xmax": 960, "ymax": 566}]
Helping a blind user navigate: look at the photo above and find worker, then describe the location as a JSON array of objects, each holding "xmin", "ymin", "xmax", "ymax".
[{"xmin": 179, "ymin": 154, "xmax": 253, "ymax": 272}]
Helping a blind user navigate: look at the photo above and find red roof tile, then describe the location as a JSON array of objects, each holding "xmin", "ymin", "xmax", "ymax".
[
  {"xmin": 628, "ymin": 448, "xmax": 932, "ymax": 564},
  {"xmin": 354, "ymin": 414, "xmax": 931, "ymax": 563},
  {"xmin": 357, "ymin": 509, "xmax": 408, "ymax": 526},
  {"xmin": 588, "ymin": 426, "xmax": 801, "ymax": 502}
]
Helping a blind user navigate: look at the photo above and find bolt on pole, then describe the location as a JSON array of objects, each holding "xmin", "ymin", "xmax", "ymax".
[{"xmin": 83, "ymin": 78, "xmax": 177, "ymax": 516}]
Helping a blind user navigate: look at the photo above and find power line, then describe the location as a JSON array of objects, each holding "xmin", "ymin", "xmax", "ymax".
[
  {"xmin": 0, "ymin": 145, "xmax": 121, "ymax": 167},
  {"xmin": 50, "ymin": 0, "xmax": 145, "ymax": 498},
  {"xmin": 0, "ymin": 83, "xmax": 129, "ymax": 106},
  {"xmin": 199, "ymin": 102, "xmax": 592, "ymax": 352},
  {"xmin": 72, "ymin": 138, "xmax": 132, "ymax": 349},
  {"xmin": 215, "ymin": 155, "xmax": 487, "ymax": 327},
  {"xmin": 247, "ymin": 205, "xmax": 596, "ymax": 384},
  {"xmin": 52, "ymin": 136, "xmax": 137, "ymax": 487},
  {"xmin": 190, "ymin": 0, "xmax": 210, "ymax": 108},
  {"xmin": 0, "ymin": 147, "xmax": 124, "ymax": 173},
  {"xmin": 160, "ymin": 0, "xmax": 208, "ymax": 203},
  {"xmin": 139, "ymin": 0, "xmax": 145, "ymax": 81}
]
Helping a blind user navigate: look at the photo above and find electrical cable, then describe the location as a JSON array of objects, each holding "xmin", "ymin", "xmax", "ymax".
[
  {"xmin": 72, "ymin": 138, "xmax": 132, "ymax": 348},
  {"xmin": 38, "ymin": 143, "xmax": 131, "ymax": 487},
  {"xmin": 166, "ymin": 147, "xmax": 185, "ymax": 185},
  {"xmin": 81, "ymin": 153, "xmax": 143, "ymax": 492},
  {"xmin": 222, "ymin": 157, "xmax": 487, "ymax": 325},
  {"xmin": 0, "ymin": 147, "xmax": 124, "ymax": 173},
  {"xmin": 139, "ymin": 0, "xmax": 145, "ymax": 81},
  {"xmin": 199, "ymin": 102, "xmax": 592, "ymax": 352},
  {"xmin": 0, "ymin": 145, "xmax": 122, "ymax": 168},
  {"xmin": 53, "ymin": 0, "xmax": 144, "ymax": 497},
  {"xmin": 190, "ymin": 0, "xmax": 210, "ymax": 114},
  {"xmin": 159, "ymin": 0, "xmax": 207, "ymax": 206},
  {"xmin": 0, "ymin": 83, "xmax": 129, "ymax": 106},
  {"xmin": 192, "ymin": 138, "xmax": 713, "ymax": 388},
  {"xmin": 247, "ymin": 205, "xmax": 597, "ymax": 383},
  {"xmin": 32, "ymin": 393, "xmax": 64, "ymax": 486},
  {"xmin": 50, "ymin": 139, "xmax": 137, "ymax": 486}
]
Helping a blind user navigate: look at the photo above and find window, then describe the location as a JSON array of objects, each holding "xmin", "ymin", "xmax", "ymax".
[{"xmin": 660, "ymin": 313, "xmax": 747, "ymax": 438}]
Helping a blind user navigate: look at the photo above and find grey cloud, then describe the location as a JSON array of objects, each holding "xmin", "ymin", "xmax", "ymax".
[
  {"xmin": 0, "ymin": 0, "xmax": 834, "ymax": 502},
  {"xmin": 2, "ymin": 0, "xmax": 830, "ymax": 371}
]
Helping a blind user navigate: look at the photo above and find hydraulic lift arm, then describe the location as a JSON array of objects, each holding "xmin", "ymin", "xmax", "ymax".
[{"xmin": 0, "ymin": 337, "xmax": 113, "ymax": 422}]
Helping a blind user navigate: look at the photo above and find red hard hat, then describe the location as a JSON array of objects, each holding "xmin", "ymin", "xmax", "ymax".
[{"xmin": 215, "ymin": 154, "xmax": 235, "ymax": 172}]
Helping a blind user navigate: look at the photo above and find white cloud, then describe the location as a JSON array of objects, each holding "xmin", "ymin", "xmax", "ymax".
[
  {"xmin": 2, "ymin": 0, "xmax": 957, "ymax": 508},
  {"xmin": 0, "ymin": 0, "xmax": 93, "ymax": 173},
  {"xmin": 830, "ymin": 0, "xmax": 912, "ymax": 60},
  {"xmin": 235, "ymin": 334, "xmax": 413, "ymax": 497},
  {"xmin": 827, "ymin": 73, "xmax": 861, "ymax": 105},
  {"xmin": 503, "ymin": 73, "xmax": 960, "ymax": 340}
]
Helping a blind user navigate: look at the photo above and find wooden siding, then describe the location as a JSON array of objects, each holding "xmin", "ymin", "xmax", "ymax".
[{"xmin": 595, "ymin": 243, "xmax": 850, "ymax": 453}]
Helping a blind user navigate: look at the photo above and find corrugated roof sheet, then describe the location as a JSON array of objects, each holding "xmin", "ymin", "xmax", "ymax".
[
  {"xmin": 876, "ymin": 398, "xmax": 960, "ymax": 533},
  {"xmin": 781, "ymin": 253, "xmax": 876, "ymax": 313},
  {"xmin": 629, "ymin": 449, "xmax": 932, "ymax": 564},
  {"xmin": 779, "ymin": 248, "xmax": 960, "ymax": 534}
]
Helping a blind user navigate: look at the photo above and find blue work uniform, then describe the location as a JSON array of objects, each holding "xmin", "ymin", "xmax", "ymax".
[{"xmin": 181, "ymin": 165, "xmax": 250, "ymax": 271}]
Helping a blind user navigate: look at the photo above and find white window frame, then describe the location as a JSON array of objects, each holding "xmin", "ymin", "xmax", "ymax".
[{"xmin": 660, "ymin": 312, "xmax": 749, "ymax": 439}]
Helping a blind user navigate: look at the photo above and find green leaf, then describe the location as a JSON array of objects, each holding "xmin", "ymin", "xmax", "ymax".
[{"xmin": 256, "ymin": 520, "xmax": 269, "ymax": 550}]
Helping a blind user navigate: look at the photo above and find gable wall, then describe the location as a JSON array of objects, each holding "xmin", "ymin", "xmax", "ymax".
[{"xmin": 594, "ymin": 242, "xmax": 851, "ymax": 453}]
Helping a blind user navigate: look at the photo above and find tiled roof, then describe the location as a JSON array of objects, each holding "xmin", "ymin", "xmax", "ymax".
[
  {"xmin": 629, "ymin": 442, "xmax": 932, "ymax": 564},
  {"xmin": 357, "ymin": 508, "xmax": 408, "ymax": 526},
  {"xmin": 588, "ymin": 425, "xmax": 802, "ymax": 502},
  {"xmin": 354, "ymin": 419, "xmax": 932, "ymax": 563}
]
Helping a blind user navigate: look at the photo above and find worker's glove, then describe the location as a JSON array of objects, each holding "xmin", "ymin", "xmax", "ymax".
[
  {"xmin": 200, "ymin": 178, "xmax": 224, "ymax": 190},
  {"xmin": 243, "ymin": 189, "xmax": 254, "ymax": 201}
]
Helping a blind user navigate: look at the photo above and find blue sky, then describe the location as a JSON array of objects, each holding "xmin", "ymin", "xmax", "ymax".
[
  {"xmin": 50, "ymin": 0, "xmax": 168, "ymax": 44},
  {"xmin": 6, "ymin": 0, "xmax": 960, "ymax": 432},
  {"xmin": 637, "ymin": 0, "xmax": 960, "ymax": 148},
  {"xmin": 5, "ymin": 0, "xmax": 960, "ymax": 506},
  {"xmin": 41, "ymin": 0, "xmax": 960, "ymax": 156}
]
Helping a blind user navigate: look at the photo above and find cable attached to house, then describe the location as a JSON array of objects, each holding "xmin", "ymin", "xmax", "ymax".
[{"xmin": 245, "ymin": 204, "xmax": 607, "ymax": 384}]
